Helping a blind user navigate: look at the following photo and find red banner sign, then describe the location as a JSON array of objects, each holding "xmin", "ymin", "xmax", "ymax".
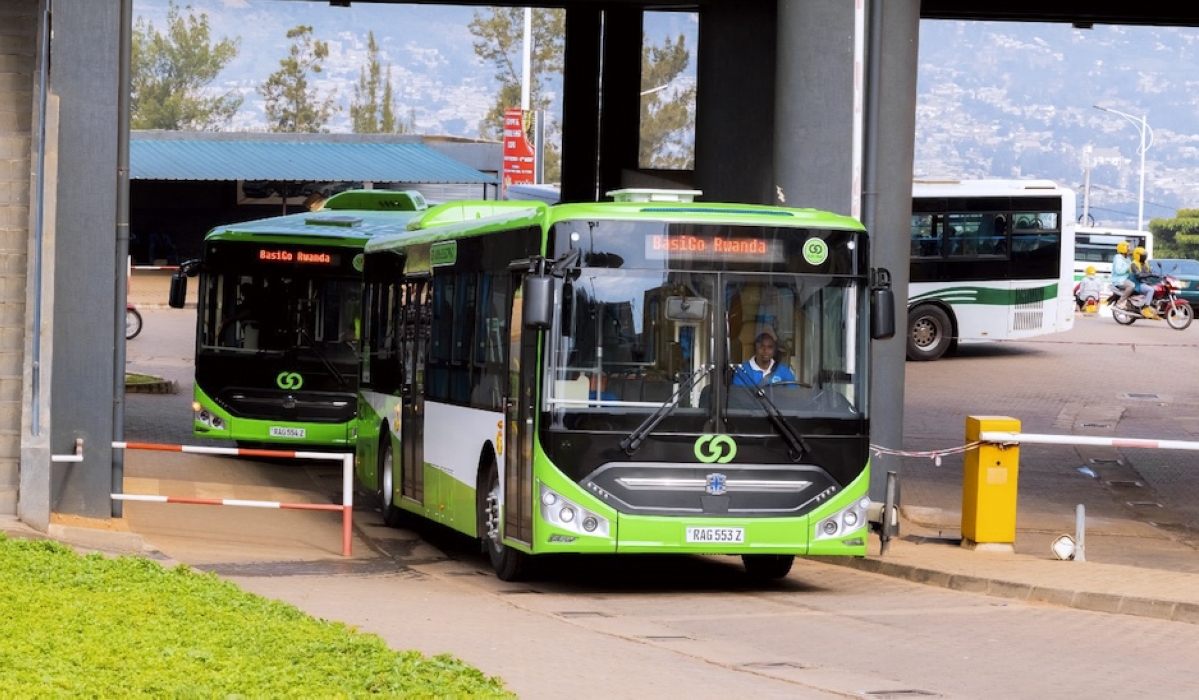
[{"xmin": 502, "ymin": 108, "xmax": 536, "ymax": 197}]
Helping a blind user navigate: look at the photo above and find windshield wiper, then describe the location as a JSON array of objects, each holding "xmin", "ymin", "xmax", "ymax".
[
  {"xmin": 729, "ymin": 364, "xmax": 812, "ymax": 461},
  {"xmin": 620, "ymin": 365, "xmax": 711, "ymax": 455},
  {"xmin": 296, "ymin": 326, "xmax": 349, "ymax": 389}
]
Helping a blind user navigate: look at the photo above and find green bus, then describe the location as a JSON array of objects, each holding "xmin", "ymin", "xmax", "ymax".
[
  {"xmin": 169, "ymin": 190, "xmax": 430, "ymax": 449},
  {"xmin": 356, "ymin": 189, "xmax": 895, "ymax": 580}
]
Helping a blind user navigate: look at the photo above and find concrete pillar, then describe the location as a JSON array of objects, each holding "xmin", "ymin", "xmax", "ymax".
[
  {"xmin": 694, "ymin": 2, "xmax": 775, "ymax": 204},
  {"xmin": 37, "ymin": 0, "xmax": 121, "ymax": 521},
  {"xmin": 774, "ymin": 0, "xmax": 919, "ymax": 500},
  {"xmin": 560, "ymin": 8, "xmax": 602, "ymax": 203}
]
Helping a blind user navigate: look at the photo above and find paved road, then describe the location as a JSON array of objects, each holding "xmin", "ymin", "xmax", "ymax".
[{"xmin": 117, "ymin": 307, "xmax": 1199, "ymax": 698}]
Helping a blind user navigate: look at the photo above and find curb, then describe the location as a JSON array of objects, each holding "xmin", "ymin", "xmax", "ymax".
[
  {"xmin": 125, "ymin": 380, "xmax": 179, "ymax": 394},
  {"xmin": 810, "ymin": 554, "xmax": 1199, "ymax": 626}
]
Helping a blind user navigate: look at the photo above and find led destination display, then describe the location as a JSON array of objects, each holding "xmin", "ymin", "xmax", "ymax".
[
  {"xmin": 644, "ymin": 234, "xmax": 785, "ymax": 263},
  {"xmin": 258, "ymin": 249, "xmax": 341, "ymax": 265}
]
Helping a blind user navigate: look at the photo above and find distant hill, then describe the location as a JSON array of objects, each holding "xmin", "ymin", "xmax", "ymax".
[{"xmin": 917, "ymin": 21, "xmax": 1199, "ymax": 227}]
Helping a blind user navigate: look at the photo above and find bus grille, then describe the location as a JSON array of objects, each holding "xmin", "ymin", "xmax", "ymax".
[
  {"xmin": 215, "ymin": 389, "xmax": 356, "ymax": 424},
  {"xmin": 581, "ymin": 462, "xmax": 839, "ymax": 517},
  {"xmin": 1012, "ymin": 288, "xmax": 1045, "ymax": 331}
]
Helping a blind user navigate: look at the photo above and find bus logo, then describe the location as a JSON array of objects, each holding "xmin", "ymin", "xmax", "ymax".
[
  {"xmin": 695, "ymin": 434, "xmax": 737, "ymax": 464},
  {"xmin": 277, "ymin": 372, "xmax": 303, "ymax": 390},
  {"xmin": 803, "ymin": 238, "xmax": 828, "ymax": 265},
  {"xmin": 705, "ymin": 473, "xmax": 728, "ymax": 496}
]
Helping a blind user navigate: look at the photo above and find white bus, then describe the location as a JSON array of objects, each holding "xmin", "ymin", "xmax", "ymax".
[
  {"xmin": 1073, "ymin": 226, "xmax": 1152, "ymax": 285},
  {"xmin": 907, "ymin": 179, "xmax": 1076, "ymax": 361}
]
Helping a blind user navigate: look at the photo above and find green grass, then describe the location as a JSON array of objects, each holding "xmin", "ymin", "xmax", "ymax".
[
  {"xmin": 125, "ymin": 372, "xmax": 164, "ymax": 386},
  {"xmin": 0, "ymin": 535, "xmax": 515, "ymax": 698}
]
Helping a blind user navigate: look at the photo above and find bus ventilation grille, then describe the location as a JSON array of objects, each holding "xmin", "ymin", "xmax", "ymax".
[{"xmin": 1012, "ymin": 289, "xmax": 1045, "ymax": 331}]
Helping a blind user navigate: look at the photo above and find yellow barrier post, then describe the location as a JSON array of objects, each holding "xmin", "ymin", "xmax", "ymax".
[{"xmin": 962, "ymin": 416, "xmax": 1020, "ymax": 552}]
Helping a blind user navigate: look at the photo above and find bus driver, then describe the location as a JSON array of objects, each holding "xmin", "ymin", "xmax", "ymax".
[{"xmin": 732, "ymin": 333, "xmax": 797, "ymax": 387}]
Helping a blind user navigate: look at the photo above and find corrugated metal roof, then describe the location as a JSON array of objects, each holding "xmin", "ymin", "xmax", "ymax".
[{"xmin": 130, "ymin": 136, "xmax": 496, "ymax": 184}]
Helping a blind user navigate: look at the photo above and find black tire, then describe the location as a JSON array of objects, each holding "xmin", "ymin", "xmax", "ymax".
[
  {"xmin": 125, "ymin": 307, "xmax": 143, "ymax": 340},
  {"xmin": 1111, "ymin": 301, "xmax": 1138, "ymax": 326},
  {"xmin": 1166, "ymin": 302, "xmax": 1193, "ymax": 330},
  {"xmin": 742, "ymin": 554, "xmax": 795, "ymax": 580},
  {"xmin": 479, "ymin": 460, "xmax": 528, "ymax": 581},
  {"xmin": 378, "ymin": 433, "xmax": 405, "ymax": 528},
  {"xmin": 906, "ymin": 305, "xmax": 952, "ymax": 361}
]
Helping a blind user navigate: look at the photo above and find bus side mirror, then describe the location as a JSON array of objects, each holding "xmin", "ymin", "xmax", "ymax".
[
  {"xmin": 168, "ymin": 272, "xmax": 188, "ymax": 309},
  {"xmin": 871, "ymin": 288, "xmax": 895, "ymax": 340},
  {"xmin": 870, "ymin": 267, "xmax": 895, "ymax": 340},
  {"xmin": 523, "ymin": 275, "xmax": 553, "ymax": 330}
]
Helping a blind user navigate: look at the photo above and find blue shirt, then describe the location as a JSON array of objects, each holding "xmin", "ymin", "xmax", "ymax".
[
  {"xmin": 1111, "ymin": 253, "xmax": 1132, "ymax": 285},
  {"xmin": 732, "ymin": 358, "xmax": 797, "ymax": 386}
]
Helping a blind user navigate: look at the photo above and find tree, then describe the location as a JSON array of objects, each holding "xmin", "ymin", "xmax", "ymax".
[
  {"xmin": 350, "ymin": 32, "xmax": 413, "ymax": 134},
  {"xmin": 130, "ymin": 2, "xmax": 242, "ymax": 131},
  {"xmin": 258, "ymin": 25, "xmax": 337, "ymax": 133},
  {"xmin": 1149, "ymin": 209, "xmax": 1199, "ymax": 259},
  {"xmin": 468, "ymin": 8, "xmax": 564, "ymax": 182},
  {"xmin": 639, "ymin": 33, "xmax": 696, "ymax": 170}
]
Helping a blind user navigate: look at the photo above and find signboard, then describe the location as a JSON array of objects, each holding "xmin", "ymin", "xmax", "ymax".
[
  {"xmin": 644, "ymin": 235, "xmax": 786, "ymax": 263},
  {"xmin": 502, "ymin": 108, "xmax": 536, "ymax": 197}
]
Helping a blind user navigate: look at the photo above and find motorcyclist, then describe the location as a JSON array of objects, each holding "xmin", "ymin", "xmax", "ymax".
[
  {"xmin": 1111, "ymin": 241, "xmax": 1136, "ymax": 310},
  {"xmin": 1131, "ymin": 246, "xmax": 1157, "ymax": 318},
  {"xmin": 1074, "ymin": 265, "xmax": 1104, "ymax": 312}
]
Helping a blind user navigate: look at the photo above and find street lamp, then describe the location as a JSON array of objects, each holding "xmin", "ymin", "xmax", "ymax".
[{"xmin": 1094, "ymin": 105, "xmax": 1154, "ymax": 232}]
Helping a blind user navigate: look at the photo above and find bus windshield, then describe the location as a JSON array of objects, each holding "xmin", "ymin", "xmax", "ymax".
[
  {"xmin": 198, "ymin": 271, "xmax": 360, "ymax": 361},
  {"xmin": 546, "ymin": 223, "xmax": 866, "ymax": 423}
]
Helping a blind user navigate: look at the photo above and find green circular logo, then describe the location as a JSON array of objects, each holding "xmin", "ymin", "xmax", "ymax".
[
  {"xmin": 694, "ymin": 434, "xmax": 737, "ymax": 464},
  {"xmin": 352, "ymin": 253, "xmax": 365, "ymax": 272},
  {"xmin": 803, "ymin": 238, "xmax": 829, "ymax": 265},
  {"xmin": 277, "ymin": 372, "xmax": 303, "ymax": 390}
]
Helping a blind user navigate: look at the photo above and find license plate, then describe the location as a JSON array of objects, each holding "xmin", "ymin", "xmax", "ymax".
[
  {"xmin": 685, "ymin": 527, "xmax": 745, "ymax": 543},
  {"xmin": 269, "ymin": 427, "xmax": 306, "ymax": 438}
]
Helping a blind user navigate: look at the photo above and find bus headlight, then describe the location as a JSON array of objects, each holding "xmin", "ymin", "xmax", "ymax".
[
  {"xmin": 814, "ymin": 497, "xmax": 871, "ymax": 541},
  {"xmin": 539, "ymin": 484, "xmax": 608, "ymax": 539},
  {"xmin": 195, "ymin": 407, "xmax": 227, "ymax": 431}
]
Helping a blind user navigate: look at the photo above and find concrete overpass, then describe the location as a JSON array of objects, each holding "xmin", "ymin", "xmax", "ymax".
[{"xmin": 3, "ymin": 1, "xmax": 1193, "ymax": 530}]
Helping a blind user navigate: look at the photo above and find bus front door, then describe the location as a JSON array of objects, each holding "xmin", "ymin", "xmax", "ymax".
[
  {"xmin": 503, "ymin": 275, "xmax": 536, "ymax": 545},
  {"xmin": 400, "ymin": 278, "xmax": 428, "ymax": 505}
]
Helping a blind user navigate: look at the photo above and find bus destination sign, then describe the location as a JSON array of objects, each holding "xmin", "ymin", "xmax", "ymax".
[
  {"xmin": 645, "ymin": 235, "xmax": 785, "ymax": 263},
  {"xmin": 257, "ymin": 249, "xmax": 342, "ymax": 266}
]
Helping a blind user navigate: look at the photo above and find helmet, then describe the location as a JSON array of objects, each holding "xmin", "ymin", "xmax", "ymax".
[
  {"xmin": 1085, "ymin": 266, "xmax": 1096, "ymax": 275},
  {"xmin": 1117, "ymin": 241, "xmax": 1130, "ymax": 254},
  {"xmin": 1134, "ymin": 246, "xmax": 1146, "ymax": 261}
]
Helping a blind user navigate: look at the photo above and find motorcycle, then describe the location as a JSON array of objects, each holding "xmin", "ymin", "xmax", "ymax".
[
  {"xmin": 126, "ymin": 303, "xmax": 143, "ymax": 340},
  {"xmin": 1107, "ymin": 275, "xmax": 1193, "ymax": 330}
]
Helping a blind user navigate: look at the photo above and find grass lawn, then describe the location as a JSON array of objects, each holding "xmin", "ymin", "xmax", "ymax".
[{"xmin": 0, "ymin": 534, "xmax": 515, "ymax": 698}]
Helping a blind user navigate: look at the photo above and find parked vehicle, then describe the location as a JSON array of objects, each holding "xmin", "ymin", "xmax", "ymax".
[
  {"xmin": 1150, "ymin": 259, "xmax": 1199, "ymax": 308},
  {"xmin": 126, "ymin": 303, "xmax": 143, "ymax": 340},
  {"xmin": 1108, "ymin": 275, "xmax": 1193, "ymax": 330}
]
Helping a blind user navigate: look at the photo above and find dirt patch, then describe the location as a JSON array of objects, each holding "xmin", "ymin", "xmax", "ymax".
[{"xmin": 50, "ymin": 513, "xmax": 131, "ymax": 532}]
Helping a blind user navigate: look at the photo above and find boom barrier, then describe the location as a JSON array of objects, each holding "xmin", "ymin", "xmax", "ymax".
[
  {"xmin": 978, "ymin": 431, "xmax": 1199, "ymax": 452},
  {"xmin": 111, "ymin": 441, "xmax": 354, "ymax": 557}
]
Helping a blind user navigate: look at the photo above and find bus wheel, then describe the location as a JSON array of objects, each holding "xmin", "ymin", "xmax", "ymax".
[
  {"xmin": 378, "ymin": 435, "xmax": 404, "ymax": 528},
  {"xmin": 742, "ymin": 554, "xmax": 794, "ymax": 580},
  {"xmin": 907, "ymin": 305, "xmax": 952, "ymax": 361},
  {"xmin": 480, "ymin": 461, "xmax": 528, "ymax": 581}
]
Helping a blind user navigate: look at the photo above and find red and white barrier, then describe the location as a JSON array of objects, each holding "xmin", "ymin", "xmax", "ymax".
[
  {"xmin": 979, "ymin": 431, "xmax": 1199, "ymax": 453},
  {"xmin": 112, "ymin": 441, "xmax": 354, "ymax": 557}
]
